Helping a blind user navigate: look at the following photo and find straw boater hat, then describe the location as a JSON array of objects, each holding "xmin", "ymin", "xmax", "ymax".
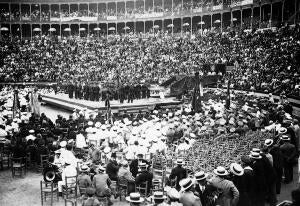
[
  {"xmin": 194, "ymin": 171, "xmax": 208, "ymax": 181},
  {"xmin": 249, "ymin": 152, "xmax": 262, "ymax": 159},
  {"xmin": 176, "ymin": 159, "xmax": 184, "ymax": 165},
  {"xmin": 213, "ymin": 166, "xmax": 229, "ymax": 176},
  {"xmin": 251, "ymin": 148, "xmax": 261, "ymax": 153},
  {"xmin": 98, "ymin": 165, "xmax": 105, "ymax": 172},
  {"xmin": 81, "ymin": 164, "xmax": 89, "ymax": 172},
  {"xmin": 126, "ymin": 193, "xmax": 144, "ymax": 203},
  {"xmin": 278, "ymin": 127, "xmax": 287, "ymax": 134},
  {"xmin": 264, "ymin": 139, "xmax": 274, "ymax": 147},
  {"xmin": 60, "ymin": 141, "xmax": 67, "ymax": 148},
  {"xmin": 180, "ymin": 178, "xmax": 194, "ymax": 192},
  {"xmin": 230, "ymin": 163, "xmax": 244, "ymax": 176},
  {"xmin": 150, "ymin": 191, "xmax": 167, "ymax": 201},
  {"xmin": 281, "ymin": 135, "xmax": 290, "ymax": 141},
  {"xmin": 139, "ymin": 162, "xmax": 147, "ymax": 169}
]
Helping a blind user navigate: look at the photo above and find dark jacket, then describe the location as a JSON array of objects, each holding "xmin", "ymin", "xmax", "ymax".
[
  {"xmin": 169, "ymin": 165, "xmax": 187, "ymax": 191},
  {"xmin": 129, "ymin": 159, "xmax": 149, "ymax": 177},
  {"xmin": 194, "ymin": 183, "xmax": 218, "ymax": 206},
  {"xmin": 135, "ymin": 170, "xmax": 153, "ymax": 195},
  {"xmin": 105, "ymin": 160, "xmax": 119, "ymax": 181}
]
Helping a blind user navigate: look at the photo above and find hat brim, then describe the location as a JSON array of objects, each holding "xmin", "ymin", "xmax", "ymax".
[
  {"xmin": 230, "ymin": 165, "xmax": 244, "ymax": 176},
  {"xmin": 213, "ymin": 169, "xmax": 229, "ymax": 176},
  {"xmin": 195, "ymin": 174, "xmax": 208, "ymax": 181},
  {"xmin": 125, "ymin": 196, "xmax": 144, "ymax": 203},
  {"xmin": 249, "ymin": 154, "xmax": 262, "ymax": 159},
  {"xmin": 180, "ymin": 182, "xmax": 193, "ymax": 192},
  {"xmin": 278, "ymin": 129, "xmax": 287, "ymax": 134},
  {"xmin": 150, "ymin": 195, "xmax": 167, "ymax": 200}
]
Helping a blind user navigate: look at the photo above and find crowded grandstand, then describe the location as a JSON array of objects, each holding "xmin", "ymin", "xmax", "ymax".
[{"xmin": 0, "ymin": 0, "xmax": 300, "ymax": 206}]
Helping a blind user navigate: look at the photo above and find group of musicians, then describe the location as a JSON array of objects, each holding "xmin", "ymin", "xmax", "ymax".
[{"xmin": 66, "ymin": 82, "xmax": 151, "ymax": 103}]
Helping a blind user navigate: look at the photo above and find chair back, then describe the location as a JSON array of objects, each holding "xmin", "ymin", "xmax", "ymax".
[
  {"xmin": 11, "ymin": 157, "xmax": 25, "ymax": 167},
  {"xmin": 40, "ymin": 154, "xmax": 49, "ymax": 166},
  {"xmin": 40, "ymin": 180, "xmax": 56, "ymax": 192},
  {"xmin": 118, "ymin": 176, "xmax": 128, "ymax": 188},
  {"xmin": 170, "ymin": 176, "xmax": 177, "ymax": 188},
  {"xmin": 136, "ymin": 181, "xmax": 148, "ymax": 197},
  {"xmin": 65, "ymin": 175, "xmax": 77, "ymax": 188},
  {"xmin": 89, "ymin": 140, "xmax": 97, "ymax": 147}
]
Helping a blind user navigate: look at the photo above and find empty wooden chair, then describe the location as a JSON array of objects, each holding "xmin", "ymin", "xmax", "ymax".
[{"xmin": 40, "ymin": 181, "xmax": 59, "ymax": 206}]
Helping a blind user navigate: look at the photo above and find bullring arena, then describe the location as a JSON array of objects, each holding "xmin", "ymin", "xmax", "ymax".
[{"xmin": 0, "ymin": 0, "xmax": 300, "ymax": 206}]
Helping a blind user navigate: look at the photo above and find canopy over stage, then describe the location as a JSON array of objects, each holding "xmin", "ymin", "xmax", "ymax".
[{"xmin": 41, "ymin": 93, "xmax": 182, "ymax": 114}]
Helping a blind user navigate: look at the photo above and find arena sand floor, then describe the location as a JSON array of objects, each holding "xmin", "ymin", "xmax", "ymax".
[
  {"xmin": 0, "ymin": 165, "xmax": 298, "ymax": 206},
  {"xmin": 0, "ymin": 104, "xmax": 299, "ymax": 206}
]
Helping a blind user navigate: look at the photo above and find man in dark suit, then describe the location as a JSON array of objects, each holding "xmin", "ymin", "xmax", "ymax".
[
  {"xmin": 68, "ymin": 82, "xmax": 74, "ymax": 99},
  {"xmin": 128, "ymin": 84, "xmax": 135, "ymax": 103},
  {"xmin": 105, "ymin": 153, "xmax": 119, "ymax": 181},
  {"xmin": 194, "ymin": 171, "xmax": 218, "ymax": 206},
  {"xmin": 280, "ymin": 135, "xmax": 297, "ymax": 183},
  {"xmin": 129, "ymin": 153, "xmax": 149, "ymax": 178},
  {"xmin": 249, "ymin": 152, "xmax": 267, "ymax": 206},
  {"xmin": 241, "ymin": 155, "xmax": 255, "ymax": 206},
  {"xmin": 169, "ymin": 159, "xmax": 187, "ymax": 191},
  {"xmin": 267, "ymin": 139, "xmax": 284, "ymax": 194},
  {"xmin": 135, "ymin": 162, "xmax": 153, "ymax": 196},
  {"xmin": 94, "ymin": 84, "xmax": 100, "ymax": 102},
  {"xmin": 83, "ymin": 83, "xmax": 89, "ymax": 100}
]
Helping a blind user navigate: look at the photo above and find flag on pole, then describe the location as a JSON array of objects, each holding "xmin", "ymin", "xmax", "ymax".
[
  {"xmin": 225, "ymin": 79, "xmax": 231, "ymax": 109},
  {"xmin": 12, "ymin": 89, "xmax": 20, "ymax": 118},
  {"xmin": 29, "ymin": 88, "xmax": 41, "ymax": 116}
]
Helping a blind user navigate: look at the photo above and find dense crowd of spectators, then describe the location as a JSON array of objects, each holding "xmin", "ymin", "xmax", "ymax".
[
  {"xmin": 0, "ymin": 85, "xmax": 299, "ymax": 205},
  {"xmin": 0, "ymin": 25, "xmax": 299, "ymax": 96}
]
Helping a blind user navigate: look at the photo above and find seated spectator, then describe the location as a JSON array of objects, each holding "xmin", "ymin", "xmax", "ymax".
[
  {"xmin": 78, "ymin": 164, "xmax": 92, "ymax": 195},
  {"xmin": 105, "ymin": 152, "xmax": 119, "ymax": 181},
  {"xmin": 135, "ymin": 162, "xmax": 153, "ymax": 196},
  {"xmin": 93, "ymin": 165, "xmax": 113, "ymax": 205},
  {"xmin": 82, "ymin": 187, "xmax": 101, "ymax": 206},
  {"xmin": 118, "ymin": 160, "xmax": 135, "ymax": 194}
]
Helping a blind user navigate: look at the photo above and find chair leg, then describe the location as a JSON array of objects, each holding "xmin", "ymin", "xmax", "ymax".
[
  {"xmin": 51, "ymin": 191, "xmax": 53, "ymax": 206},
  {"xmin": 41, "ymin": 192, "xmax": 43, "ymax": 206}
]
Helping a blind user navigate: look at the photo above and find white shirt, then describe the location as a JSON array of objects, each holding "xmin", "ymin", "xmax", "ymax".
[{"xmin": 62, "ymin": 165, "xmax": 77, "ymax": 183}]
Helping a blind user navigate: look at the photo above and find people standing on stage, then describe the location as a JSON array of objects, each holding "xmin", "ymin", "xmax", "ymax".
[
  {"xmin": 89, "ymin": 84, "xmax": 94, "ymax": 101},
  {"xmin": 128, "ymin": 84, "xmax": 135, "ymax": 103},
  {"xmin": 135, "ymin": 84, "xmax": 141, "ymax": 100},
  {"xmin": 84, "ymin": 82, "xmax": 89, "ymax": 100},
  {"xmin": 94, "ymin": 84, "xmax": 100, "ymax": 102},
  {"xmin": 68, "ymin": 82, "xmax": 74, "ymax": 99},
  {"xmin": 141, "ymin": 84, "xmax": 148, "ymax": 99},
  {"xmin": 119, "ymin": 86, "xmax": 125, "ymax": 104}
]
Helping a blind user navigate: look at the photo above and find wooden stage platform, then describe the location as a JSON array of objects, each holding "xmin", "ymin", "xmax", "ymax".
[{"xmin": 41, "ymin": 93, "xmax": 182, "ymax": 113}]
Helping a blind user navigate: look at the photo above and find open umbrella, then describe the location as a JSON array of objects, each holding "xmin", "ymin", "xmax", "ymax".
[
  {"xmin": 167, "ymin": 24, "xmax": 174, "ymax": 28},
  {"xmin": 198, "ymin": 21, "xmax": 205, "ymax": 25},
  {"xmin": 64, "ymin": 28, "xmax": 71, "ymax": 32},
  {"xmin": 183, "ymin": 23, "xmax": 190, "ymax": 27},
  {"xmin": 153, "ymin": 25, "xmax": 160, "ymax": 29},
  {"xmin": 0, "ymin": 27, "xmax": 9, "ymax": 31},
  {"xmin": 79, "ymin": 28, "xmax": 86, "ymax": 31},
  {"xmin": 214, "ymin": 19, "xmax": 221, "ymax": 23},
  {"xmin": 108, "ymin": 27, "xmax": 115, "ymax": 31},
  {"xmin": 123, "ymin": 26, "xmax": 130, "ymax": 30},
  {"xmin": 94, "ymin": 27, "xmax": 101, "ymax": 31},
  {"xmin": 33, "ymin": 28, "xmax": 41, "ymax": 32},
  {"xmin": 48, "ymin": 28, "xmax": 56, "ymax": 32}
]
